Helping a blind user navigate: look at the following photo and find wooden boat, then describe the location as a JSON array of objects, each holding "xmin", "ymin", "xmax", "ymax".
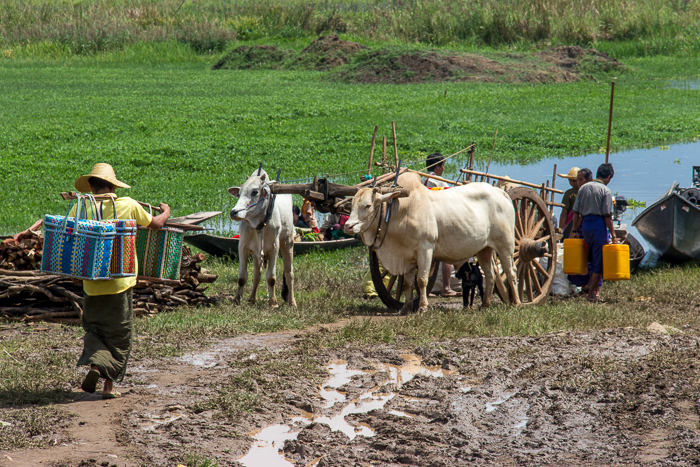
[
  {"xmin": 168, "ymin": 211, "xmax": 222, "ymax": 225},
  {"xmin": 184, "ymin": 233, "xmax": 362, "ymax": 258},
  {"xmin": 625, "ymin": 232, "xmax": 645, "ymax": 270},
  {"xmin": 631, "ymin": 182, "xmax": 700, "ymax": 262}
]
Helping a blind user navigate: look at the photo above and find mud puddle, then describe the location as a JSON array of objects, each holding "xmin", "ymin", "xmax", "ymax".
[
  {"xmin": 22, "ymin": 327, "xmax": 700, "ymax": 466},
  {"xmin": 178, "ymin": 333, "xmax": 297, "ymax": 368},
  {"xmin": 239, "ymin": 354, "xmax": 455, "ymax": 465}
]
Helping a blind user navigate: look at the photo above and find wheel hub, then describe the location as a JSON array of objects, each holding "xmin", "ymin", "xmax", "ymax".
[{"xmin": 519, "ymin": 238, "xmax": 549, "ymax": 263}]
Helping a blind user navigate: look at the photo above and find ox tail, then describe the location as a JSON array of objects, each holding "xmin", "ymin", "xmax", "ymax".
[{"xmin": 281, "ymin": 273, "xmax": 289, "ymax": 303}]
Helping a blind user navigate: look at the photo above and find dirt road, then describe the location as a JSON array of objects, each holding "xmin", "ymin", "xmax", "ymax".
[{"xmin": 3, "ymin": 322, "xmax": 700, "ymax": 467}]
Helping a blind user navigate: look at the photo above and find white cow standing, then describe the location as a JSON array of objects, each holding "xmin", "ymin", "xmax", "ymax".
[
  {"xmin": 228, "ymin": 169, "xmax": 296, "ymax": 307},
  {"xmin": 344, "ymin": 172, "xmax": 520, "ymax": 314}
]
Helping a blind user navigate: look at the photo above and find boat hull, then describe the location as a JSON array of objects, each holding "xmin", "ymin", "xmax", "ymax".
[
  {"xmin": 184, "ymin": 234, "xmax": 362, "ymax": 258},
  {"xmin": 632, "ymin": 192, "xmax": 700, "ymax": 262}
]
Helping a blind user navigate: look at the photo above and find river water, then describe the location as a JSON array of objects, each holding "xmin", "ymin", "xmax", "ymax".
[{"xmin": 443, "ymin": 140, "xmax": 699, "ymax": 261}]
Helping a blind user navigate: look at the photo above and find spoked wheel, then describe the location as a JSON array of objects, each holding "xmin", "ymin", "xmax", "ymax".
[
  {"xmin": 369, "ymin": 248, "xmax": 440, "ymax": 311},
  {"xmin": 493, "ymin": 187, "xmax": 557, "ymax": 306}
]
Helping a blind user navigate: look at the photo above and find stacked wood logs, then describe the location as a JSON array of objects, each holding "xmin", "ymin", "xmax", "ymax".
[
  {"xmin": 0, "ymin": 220, "xmax": 44, "ymax": 271},
  {"xmin": 0, "ymin": 226, "xmax": 220, "ymax": 325}
]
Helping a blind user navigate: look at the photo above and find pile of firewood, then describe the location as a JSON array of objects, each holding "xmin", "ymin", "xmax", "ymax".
[
  {"xmin": 0, "ymin": 224, "xmax": 221, "ymax": 325},
  {"xmin": 0, "ymin": 220, "xmax": 44, "ymax": 271}
]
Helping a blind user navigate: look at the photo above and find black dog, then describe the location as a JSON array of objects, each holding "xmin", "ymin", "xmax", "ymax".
[{"xmin": 456, "ymin": 261, "xmax": 484, "ymax": 308}]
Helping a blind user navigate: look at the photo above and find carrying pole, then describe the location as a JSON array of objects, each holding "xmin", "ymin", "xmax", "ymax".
[{"xmin": 605, "ymin": 81, "xmax": 615, "ymax": 164}]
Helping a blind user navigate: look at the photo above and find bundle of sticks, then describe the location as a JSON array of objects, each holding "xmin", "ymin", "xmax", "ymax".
[
  {"xmin": 0, "ymin": 220, "xmax": 44, "ymax": 271},
  {"xmin": 0, "ymin": 228, "xmax": 220, "ymax": 325}
]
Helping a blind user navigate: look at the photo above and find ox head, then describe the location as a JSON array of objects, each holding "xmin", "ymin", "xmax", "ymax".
[
  {"xmin": 228, "ymin": 170, "xmax": 271, "ymax": 223},
  {"xmin": 344, "ymin": 187, "xmax": 401, "ymax": 235}
]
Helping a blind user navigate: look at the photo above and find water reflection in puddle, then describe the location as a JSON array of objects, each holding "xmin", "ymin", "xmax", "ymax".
[
  {"xmin": 238, "ymin": 354, "xmax": 453, "ymax": 466},
  {"xmin": 485, "ymin": 391, "xmax": 517, "ymax": 413},
  {"xmin": 139, "ymin": 412, "xmax": 184, "ymax": 431}
]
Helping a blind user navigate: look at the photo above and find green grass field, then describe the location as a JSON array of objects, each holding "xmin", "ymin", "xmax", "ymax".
[{"xmin": 1, "ymin": 41, "xmax": 699, "ymax": 234}]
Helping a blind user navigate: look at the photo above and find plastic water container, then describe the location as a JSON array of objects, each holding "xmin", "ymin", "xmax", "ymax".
[
  {"xmin": 603, "ymin": 244, "xmax": 630, "ymax": 281},
  {"xmin": 563, "ymin": 239, "xmax": 588, "ymax": 275}
]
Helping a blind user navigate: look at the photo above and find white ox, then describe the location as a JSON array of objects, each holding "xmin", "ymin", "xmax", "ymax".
[
  {"xmin": 228, "ymin": 170, "xmax": 296, "ymax": 307},
  {"xmin": 344, "ymin": 173, "xmax": 519, "ymax": 313}
]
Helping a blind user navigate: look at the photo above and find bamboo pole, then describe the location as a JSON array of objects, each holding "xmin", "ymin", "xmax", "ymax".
[
  {"xmin": 605, "ymin": 81, "xmax": 615, "ymax": 164},
  {"xmin": 550, "ymin": 164, "xmax": 557, "ymax": 215},
  {"xmin": 486, "ymin": 130, "xmax": 497, "ymax": 175},
  {"xmin": 61, "ymin": 192, "xmax": 162, "ymax": 213},
  {"xmin": 406, "ymin": 169, "xmax": 464, "ymax": 186},
  {"xmin": 392, "ymin": 121, "xmax": 398, "ymax": 168},
  {"xmin": 460, "ymin": 169, "xmax": 564, "ymax": 194},
  {"xmin": 354, "ymin": 168, "xmax": 408, "ymax": 188},
  {"xmin": 367, "ymin": 125, "xmax": 378, "ymax": 176},
  {"xmin": 383, "ymin": 137, "xmax": 388, "ymax": 171},
  {"xmin": 466, "ymin": 142, "xmax": 475, "ymax": 182}
]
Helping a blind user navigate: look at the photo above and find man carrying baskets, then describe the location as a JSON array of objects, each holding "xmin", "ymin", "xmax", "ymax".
[{"xmin": 73, "ymin": 163, "xmax": 171, "ymax": 399}]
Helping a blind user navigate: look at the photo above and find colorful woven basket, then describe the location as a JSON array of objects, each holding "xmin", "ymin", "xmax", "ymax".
[
  {"xmin": 135, "ymin": 227, "xmax": 183, "ymax": 280},
  {"xmin": 41, "ymin": 196, "xmax": 116, "ymax": 280},
  {"xmin": 109, "ymin": 219, "xmax": 138, "ymax": 277}
]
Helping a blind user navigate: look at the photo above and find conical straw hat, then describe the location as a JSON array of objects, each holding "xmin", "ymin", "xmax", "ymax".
[{"xmin": 75, "ymin": 163, "xmax": 131, "ymax": 193}]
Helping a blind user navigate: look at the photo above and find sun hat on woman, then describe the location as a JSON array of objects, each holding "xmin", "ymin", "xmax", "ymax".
[
  {"xmin": 557, "ymin": 167, "xmax": 580, "ymax": 180},
  {"xmin": 75, "ymin": 163, "xmax": 131, "ymax": 193}
]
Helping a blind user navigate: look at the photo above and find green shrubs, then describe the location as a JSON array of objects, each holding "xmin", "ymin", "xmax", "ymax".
[{"xmin": 2, "ymin": 0, "xmax": 700, "ymax": 56}]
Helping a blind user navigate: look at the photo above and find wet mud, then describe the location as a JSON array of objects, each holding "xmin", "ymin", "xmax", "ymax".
[{"xmin": 8, "ymin": 326, "xmax": 700, "ymax": 466}]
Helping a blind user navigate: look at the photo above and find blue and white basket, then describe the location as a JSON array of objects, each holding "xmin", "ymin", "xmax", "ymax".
[{"xmin": 41, "ymin": 195, "xmax": 116, "ymax": 280}]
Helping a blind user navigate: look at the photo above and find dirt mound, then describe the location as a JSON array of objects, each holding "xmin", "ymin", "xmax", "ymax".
[
  {"xmin": 536, "ymin": 45, "xmax": 622, "ymax": 73},
  {"xmin": 211, "ymin": 45, "xmax": 290, "ymax": 70},
  {"xmin": 211, "ymin": 38, "xmax": 624, "ymax": 83},
  {"xmin": 337, "ymin": 46, "xmax": 623, "ymax": 84},
  {"xmin": 294, "ymin": 33, "xmax": 368, "ymax": 70}
]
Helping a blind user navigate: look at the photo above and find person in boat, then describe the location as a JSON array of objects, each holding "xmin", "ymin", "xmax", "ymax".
[
  {"xmin": 421, "ymin": 152, "xmax": 449, "ymax": 188},
  {"xmin": 319, "ymin": 211, "xmax": 352, "ymax": 240},
  {"xmin": 557, "ymin": 166, "xmax": 580, "ymax": 238},
  {"xmin": 293, "ymin": 201, "xmax": 322, "ymax": 241},
  {"xmin": 292, "ymin": 205, "xmax": 309, "ymax": 228},
  {"xmin": 301, "ymin": 200, "xmax": 318, "ymax": 230},
  {"xmin": 422, "ymin": 153, "xmax": 460, "ymax": 297},
  {"xmin": 73, "ymin": 163, "xmax": 171, "ymax": 398},
  {"xmin": 570, "ymin": 163, "xmax": 619, "ymax": 303}
]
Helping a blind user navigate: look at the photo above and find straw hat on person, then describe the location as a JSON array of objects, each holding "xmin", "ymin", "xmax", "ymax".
[
  {"xmin": 75, "ymin": 163, "xmax": 131, "ymax": 193},
  {"xmin": 557, "ymin": 167, "xmax": 580, "ymax": 180}
]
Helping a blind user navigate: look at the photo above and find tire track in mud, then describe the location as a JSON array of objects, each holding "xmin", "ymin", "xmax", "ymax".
[{"xmin": 5, "ymin": 325, "xmax": 700, "ymax": 466}]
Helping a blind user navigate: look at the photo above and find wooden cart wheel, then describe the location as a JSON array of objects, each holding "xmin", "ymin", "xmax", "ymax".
[
  {"xmin": 369, "ymin": 248, "xmax": 440, "ymax": 311},
  {"xmin": 492, "ymin": 186, "xmax": 557, "ymax": 306}
]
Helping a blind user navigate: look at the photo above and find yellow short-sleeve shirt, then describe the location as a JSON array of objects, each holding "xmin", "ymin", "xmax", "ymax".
[{"xmin": 69, "ymin": 195, "xmax": 153, "ymax": 296}]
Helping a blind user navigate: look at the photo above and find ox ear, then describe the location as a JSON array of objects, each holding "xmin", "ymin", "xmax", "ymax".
[
  {"xmin": 379, "ymin": 191, "xmax": 402, "ymax": 203},
  {"xmin": 260, "ymin": 172, "xmax": 267, "ymax": 182},
  {"xmin": 228, "ymin": 186, "xmax": 241, "ymax": 197}
]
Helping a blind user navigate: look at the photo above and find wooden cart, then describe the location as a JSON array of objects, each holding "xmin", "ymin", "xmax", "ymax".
[
  {"xmin": 270, "ymin": 161, "xmax": 564, "ymax": 309},
  {"xmin": 368, "ymin": 167, "xmax": 564, "ymax": 309}
]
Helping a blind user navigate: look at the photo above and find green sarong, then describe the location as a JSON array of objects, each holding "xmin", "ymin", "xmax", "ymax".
[{"xmin": 77, "ymin": 288, "xmax": 134, "ymax": 383}]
